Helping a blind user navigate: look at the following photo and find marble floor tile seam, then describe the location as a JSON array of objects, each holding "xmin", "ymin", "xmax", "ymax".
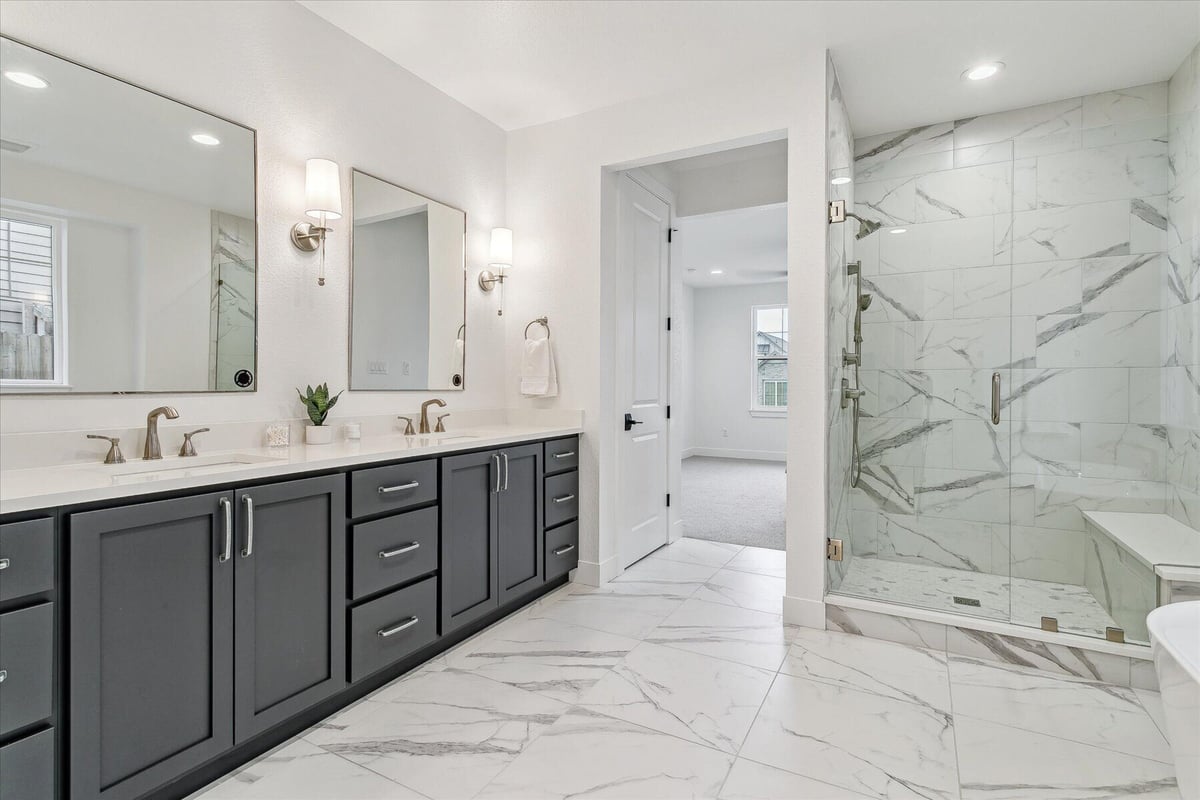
[
  {"xmin": 949, "ymin": 709, "xmax": 1174, "ymax": 766},
  {"xmin": 777, "ymin": 654, "xmax": 956, "ymax": 720},
  {"xmin": 301, "ymin": 739, "xmax": 441, "ymax": 800},
  {"xmin": 647, "ymin": 542, "xmax": 748, "ymax": 569},
  {"xmin": 715, "ymin": 753, "xmax": 886, "ymax": 800}
]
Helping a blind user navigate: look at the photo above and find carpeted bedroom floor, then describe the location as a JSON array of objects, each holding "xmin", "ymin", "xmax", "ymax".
[{"xmin": 680, "ymin": 456, "xmax": 786, "ymax": 550}]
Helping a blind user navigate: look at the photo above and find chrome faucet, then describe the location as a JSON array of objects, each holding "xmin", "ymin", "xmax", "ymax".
[
  {"xmin": 144, "ymin": 406, "xmax": 180, "ymax": 460},
  {"xmin": 419, "ymin": 399, "xmax": 446, "ymax": 434}
]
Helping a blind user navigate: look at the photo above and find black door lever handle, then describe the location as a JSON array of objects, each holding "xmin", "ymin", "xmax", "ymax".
[{"xmin": 624, "ymin": 413, "xmax": 643, "ymax": 431}]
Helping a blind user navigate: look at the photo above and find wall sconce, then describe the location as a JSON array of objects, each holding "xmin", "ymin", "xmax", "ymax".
[
  {"xmin": 478, "ymin": 227, "xmax": 512, "ymax": 316},
  {"xmin": 290, "ymin": 158, "xmax": 343, "ymax": 286}
]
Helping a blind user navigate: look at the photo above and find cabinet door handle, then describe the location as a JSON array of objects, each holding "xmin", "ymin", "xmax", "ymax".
[
  {"xmin": 377, "ymin": 616, "xmax": 419, "ymax": 637},
  {"xmin": 0, "ymin": 558, "xmax": 9, "ymax": 571},
  {"xmin": 378, "ymin": 481, "xmax": 420, "ymax": 494},
  {"xmin": 241, "ymin": 495, "xmax": 254, "ymax": 558},
  {"xmin": 502, "ymin": 452, "xmax": 509, "ymax": 492},
  {"xmin": 553, "ymin": 494, "xmax": 576, "ymax": 504},
  {"xmin": 991, "ymin": 372, "xmax": 1001, "ymax": 425},
  {"xmin": 218, "ymin": 498, "xmax": 233, "ymax": 562},
  {"xmin": 379, "ymin": 542, "xmax": 420, "ymax": 559},
  {"xmin": 493, "ymin": 454, "xmax": 501, "ymax": 493},
  {"xmin": 553, "ymin": 544, "xmax": 575, "ymax": 556},
  {"xmin": 553, "ymin": 451, "xmax": 575, "ymax": 459}
]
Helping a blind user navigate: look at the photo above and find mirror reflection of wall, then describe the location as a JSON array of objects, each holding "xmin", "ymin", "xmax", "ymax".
[
  {"xmin": 350, "ymin": 170, "xmax": 466, "ymax": 391},
  {"xmin": 0, "ymin": 36, "xmax": 256, "ymax": 393}
]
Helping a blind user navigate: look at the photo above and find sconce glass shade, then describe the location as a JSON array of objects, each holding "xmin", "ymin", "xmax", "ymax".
[
  {"xmin": 489, "ymin": 227, "xmax": 513, "ymax": 267},
  {"xmin": 304, "ymin": 158, "xmax": 342, "ymax": 220}
]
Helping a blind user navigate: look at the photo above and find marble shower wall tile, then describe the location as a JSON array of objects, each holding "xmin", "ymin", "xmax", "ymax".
[
  {"xmin": 953, "ymin": 97, "xmax": 1082, "ymax": 150},
  {"xmin": 1036, "ymin": 140, "xmax": 1167, "ymax": 207},
  {"xmin": 877, "ymin": 512, "xmax": 1004, "ymax": 573},
  {"xmin": 1006, "ymin": 200, "xmax": 1132, "ymax": 263},
  {"xmin": 1079, "ymin": 422, "xmax": 1167, "ymax": 480},
  {"xmin": 915, "ymin": 162, "xmax": 1012, "ymax": 221},
  {"xmin": 1081, "ymin": 83, "xmax": 1168, "ymax": 128},
  {"xmin": 861, "ymin": 271, "xmax": 954, "ymax": 322},
  {"xmin": 879, "ymin": 214, "xmax": 996, "ymax": 272},
  {"xmin": 1035, "ymin": 311, "xmax": 1164, "ymax": 368},
  {"xmin": 1082, "ymin": 252, "xmax": 1166, "ymax": 311},
  {"xmin": 1008, "ymin": 368, "xmax": 1130, "ymax": 423},
  {"xmin": 1012, "ymin": 259, "xmax": 1083, "ymax": 315}
]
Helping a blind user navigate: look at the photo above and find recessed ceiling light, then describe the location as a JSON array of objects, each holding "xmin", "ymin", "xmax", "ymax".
[
  {"xmin": 889, "ymin": 228, "xmax": 908, "ymax": 234},
  {"xmin": 830, "ymin": 176, "xmax": 852, "ymax": 186},
  {"xmin": 191, "ymin": 133, "xmax": 221, "ymax": 146},
  {"xmin": 963, "ymin": 62, "xmax": 1004, "ymax": 82},
  {"xmin": 710, "ymin": 269, "xmax": 724, "ymax": 275},
  {"xmin": 4, "ymin": 71, "xmax": 49, "ymax": 89}
]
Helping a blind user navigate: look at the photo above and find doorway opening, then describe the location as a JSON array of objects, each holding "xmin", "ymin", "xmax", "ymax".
[{"xmin": 612, "ymin": 137, "xmax": 788, "ymax": 570}]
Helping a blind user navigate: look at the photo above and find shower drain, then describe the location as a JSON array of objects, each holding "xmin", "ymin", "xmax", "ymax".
[{"xmin": 953, "ymin": 596, "xmax": 981, "ymax": 607}]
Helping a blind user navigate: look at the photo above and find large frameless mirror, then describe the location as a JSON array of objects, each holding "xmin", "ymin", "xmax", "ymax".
[
  {"xmin": 0, "ymin": 36, "xmax": 258, "ymax": 394},
  {"xmin": 349, "ymin": 169, "xmax": 466, "ymax": 391}
]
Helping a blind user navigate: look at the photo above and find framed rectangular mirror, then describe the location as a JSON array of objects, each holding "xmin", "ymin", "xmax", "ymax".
[
  {"xmin": 350, "ymin": 169, "xmax": 466, "ymax": 391},
  {"xmin": 0, "ymin": 36, "xmax": 258, "ymax": 394}
]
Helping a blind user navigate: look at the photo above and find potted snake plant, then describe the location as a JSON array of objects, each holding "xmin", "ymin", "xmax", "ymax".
[{"xmin": 297, "ymin": 383, "xmax": 343, "ymax": 444}]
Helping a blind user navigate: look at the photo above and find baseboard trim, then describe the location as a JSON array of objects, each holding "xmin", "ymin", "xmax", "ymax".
[
  {"xmin": 575, "ymin": 554, "xmax": 620, "ymax": 586},
  {"xmin": 782, "ymin": 594, "xmax": 825, "ymax": 629},
  {"xmin": 688, "ymin": 447, "xmax": 786, "ymax": 462}
]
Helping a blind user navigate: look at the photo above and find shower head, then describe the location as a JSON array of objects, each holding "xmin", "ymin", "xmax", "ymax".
[
  {"xmin": 851, "ymin": 214, "xmax": 883, "ymax": 240},
  {"xmin": 859, "ymin": 294, "xmax": 873, "ymax": 311}
]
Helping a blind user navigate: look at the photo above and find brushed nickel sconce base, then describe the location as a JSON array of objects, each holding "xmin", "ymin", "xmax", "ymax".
[
  {"xmin": 478, "ymin": 269, "xmax": 504, "ymax": 292},
  {"xmin": 291, "ymin": 222, "xmax": 323, "ymax": 252}
]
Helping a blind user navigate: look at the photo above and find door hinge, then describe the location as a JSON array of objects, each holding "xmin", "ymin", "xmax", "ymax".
[
  {"xmin": 666, "ymin": 493, "xmax": 671, "ymax": 507},
  {"xmin": 666, "ymin": 316, "xmax": 672, "ymax": 331},
  {"xmin": 829, "ymin": 199, "xmax": 846, "ymax": 223},
  {"xmin": 666, "ymin": 405, "xmax": 671, "ymax": 419},
  {"xmin": 667, "ymin": 228, "xmax": 676, "ymax": 243},
  {"xmin": 825, "ymin": 538, "xmax": 843, "ymax": 561}
]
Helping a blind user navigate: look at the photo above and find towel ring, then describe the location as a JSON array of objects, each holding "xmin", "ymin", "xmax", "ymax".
[{"xmin": 525, "ymin": 316, "xmax": 550, "ymax": 340}]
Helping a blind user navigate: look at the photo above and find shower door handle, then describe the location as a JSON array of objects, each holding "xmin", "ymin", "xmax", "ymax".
[{"xmin": 991, "ymin": 372, "xmax": 1001, "ymax": 425}]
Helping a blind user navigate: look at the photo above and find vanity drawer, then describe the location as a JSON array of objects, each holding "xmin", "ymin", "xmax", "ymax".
[
  {"xmin": 0, "ymin": 728, "xmax": 54, "ymax": 800},
  {"xmin": 0, "ymin": 603, "xmax": 54, "ymax": 738},
  {"xmin": 351, "ymin": 459, "xmax": 438, "ymax": 518},
  {"xmin": 544, "ymin": 437, "xmax": 579, "ymax": 475},
  {"xmin": 0, "ymin": 518, "xmax": 54, "ymax": 603},
  {"xmin": 351, "ymin": 507, "xmax": 439, "ymax": 600},
  {"xmin": 545, "ymin": 521, "xmax": 578, "ymax": 582},
  {"xmin": 545, "ymin": 471, "xmax": 579, "ymax": 529},
  {"xmin": 349, "ymin": 576, "xmax": 438, "ymax": 682}
]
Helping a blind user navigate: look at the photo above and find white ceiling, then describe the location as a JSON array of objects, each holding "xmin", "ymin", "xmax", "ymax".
[
  {"xmin": 0, "ymin": 37, "xmax": 255, "ymax": 217},
  {"xmin": 677, "ymin": 204, "xmax": 786, "ymax": 288},
  {"xmin": 299, "ymin": 0, "xmax": 1199, "ymax": 135}
]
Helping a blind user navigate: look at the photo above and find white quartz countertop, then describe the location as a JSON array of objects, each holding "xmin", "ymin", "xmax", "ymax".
[
  {"xmin": 0, "ymin": 423, "xmax": 582, "ymax": 515},
  {"xmin": 1084, "ymin": 511, "xmax": 1200, "ymax": 571}
]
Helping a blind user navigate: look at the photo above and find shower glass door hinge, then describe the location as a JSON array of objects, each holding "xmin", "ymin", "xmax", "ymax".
[
  {"xmin": 829, "ymin": 200, "xmax": 846, "ymax": 223},
  {"xmin": 1041, "ymin": 616, "xmax": 1059, "ymax": 632},
  {"xmin": 826, "ymin": 538, "xmax": 843, "ymax": 561},
  {"xmin": 1105, "ymin": 626, "xmax": 1126, "ymax": 643}
]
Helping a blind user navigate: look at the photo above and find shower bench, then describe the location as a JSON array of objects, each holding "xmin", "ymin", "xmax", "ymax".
[{"xmin": 1082, "ymin": 511, "xmax": 1200, "ymax": 644}]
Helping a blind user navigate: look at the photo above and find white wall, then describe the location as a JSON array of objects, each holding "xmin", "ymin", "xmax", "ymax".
[
  {"xmin": 0, "ymin": 0, "xmax": 507, "ymax": 431},
  {"xmin": 504, "ymin": 51, "xmax": 829, "ymax": 627},
  {"xmin": 688, "ymin": 282, "xmax": 788, "ymax": 460}
]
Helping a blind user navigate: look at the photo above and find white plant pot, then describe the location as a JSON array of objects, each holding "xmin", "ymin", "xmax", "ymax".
[{"xmin": 305, "ymin": 425, "xmax": 333, "ymax": 445}]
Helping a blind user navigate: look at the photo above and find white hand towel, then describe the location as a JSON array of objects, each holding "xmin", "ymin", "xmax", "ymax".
[
  {"xmin": 520, "ymin": 337, "xmax": 558, "ymax": 397},
  {"xmin": 451, "ymin": 337, "xmax": 465, "ymax": 382}
]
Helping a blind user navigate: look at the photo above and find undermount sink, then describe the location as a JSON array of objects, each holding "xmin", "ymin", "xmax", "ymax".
[
  {"xmin": 431, "ymin": 434, "xmax": 479, "ymax": 443},
  {"xmin": 88, "ymin": 453, "xmax": 284, "ymax": 484}
]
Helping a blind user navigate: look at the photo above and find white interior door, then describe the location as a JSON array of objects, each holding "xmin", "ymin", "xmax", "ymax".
[{"xmin": 616, "ymin": 173, "xmax": 671, "ymax": 568}]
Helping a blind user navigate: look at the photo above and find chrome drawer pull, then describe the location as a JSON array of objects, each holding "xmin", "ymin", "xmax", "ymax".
[
  {"xmin": 241, "ymin": 495, "xmax": 254, "ymax": 558},
  {"xmin": 377, "ymin": 617, "xmax": 419, "ymax": 637},
  {"xmin": 553, "ymin": 544, "xmax": 576, "ymax": 556},
  {"xmin": 379, "ymin": 542, "xmax": 420, "ymax": 559},
  {"xmin": 0, "ymin": 669, "xmax": 7, "ymax": 683},
  {"xmin": 553, "ymin": 494, "xmax": 576, "ymax": 504},
  {"xmin": 379, "ymin": 481, "xmax": 420, "ymax": 494},
  {"xmin": 0, "ymin": 558, "xmax": 9, "ymax": 571},
  {"xmin": 218, "ymin": 498, "xmax": 233, "ymax": 563},
  {"xmin": 553, "ymin": 451, "xmax": 575, "ymax": 459}
]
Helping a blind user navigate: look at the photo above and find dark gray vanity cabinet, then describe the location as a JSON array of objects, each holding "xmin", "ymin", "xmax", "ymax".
[
  {"xmin": 68, "ymin": 474, "xmax": 345, "ymax": 800},
  {"xmin": 69, "ymin": 492, "xmax": 235, "ymax": 800},
  {"xmin": 440, "ymin": 450, "xmax": 501, "ymax": 633},
  {"xmin": 440, "ymin": 443, "xmax": 544, "ymax": 633},
  {"xmin": 497, "ymin": 443, "xmax": 544, "ymax": 604},
  {"xmin": 233, "ymin": 475, "xmax": 346, "ymax": 742}
]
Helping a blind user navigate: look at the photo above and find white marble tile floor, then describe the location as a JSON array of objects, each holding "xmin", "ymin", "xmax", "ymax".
[{"xmin": 193, "ymin": 539, "xmax": 1177, "ymax": 800}]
